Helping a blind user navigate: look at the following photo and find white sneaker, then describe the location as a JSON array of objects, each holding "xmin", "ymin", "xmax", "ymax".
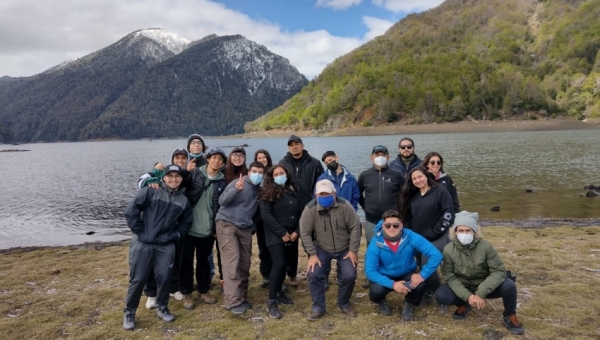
[
  {"xmin": 145, "ymin": 296, "xmax": 157, "ymax": 309},
  {"xmin": 170, "ymin": 291, "xmax": 184, "ymax": 301}
]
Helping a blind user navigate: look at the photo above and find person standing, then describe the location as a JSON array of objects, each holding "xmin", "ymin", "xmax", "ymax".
[
  {"xmin": 318, "ymin": 150, "xmax": 360, "ymax": 211},
  {"xmin": 186, "ymin": 134, "xmax": 208, "ymax": 169},
  {"xmin": 254, "ymin": 149, "xmax": 274, "ymax": 288},
  {"xmin": 423, "ymin": 152, "xmax": 460, "ymax": 213},
  {"xmin": 279, "ymin": 135, "xmax": 324, "ymax": 208},
  {"xmin": 259, "ymin": 164, "xmax": 302, "ymax": 318},
  {"xmin": 389, "ymin": 137, "xmax": 421, "ymax": 179},
  {"xmin": 300, "ymin": 179, "xmax": 362, "ymax": 321},
  {"xmin": 123, "ymin": 165, "xmax": 193, "ymax": 330},
  {"xmin": 435, "ymin": 211, "xmax": 525, "ymax": 335},
  {"xmin": 225, "ymin": 147, "xmax": 248, "ymax": 184},
  {"xmin": 215, "ymin": 161, "xmax": 265, "ymax": 315}
]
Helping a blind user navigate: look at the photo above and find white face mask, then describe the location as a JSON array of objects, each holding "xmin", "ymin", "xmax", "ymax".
[
  {"xmin": 457, "ymin": 233, "xmax": 474, "ymax": 245},
  {"xmin": 374, "ymin": 156, "xmax": 387, "ymax": 167}
]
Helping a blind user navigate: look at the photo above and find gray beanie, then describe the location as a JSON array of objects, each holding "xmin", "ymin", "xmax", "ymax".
[{"xmin": 453, "ymin": 211, "xmax": 479, "ymax": 233}]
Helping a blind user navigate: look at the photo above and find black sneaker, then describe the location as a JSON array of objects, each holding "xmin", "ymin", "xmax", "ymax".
[
  {"xmin": 241, "ymin": 300, "xmax": 253, "ymax": 310},
  {"xmin": 156, "ymin": 306, "xmax": 175, "ymax": 322},
  {"xmin": 378, "ymin": 300, "xmax": 392, "ymax": 316},
  {"xmin": 401, "ymin": 302, "xmax": 415, "ymax": 321},
  {"xmin": 123, "ymin": 312, "xmax": 135, "ymax": 330},
  {"xmin": 266, "ymin": 300, "xmax": 282, "ymax": 319},
  {"xmin": 230, "ymin": 304, "xmax": 248, "ymax": 315},
  {"xmin": 361, "ymin": 278, "xmax": 371, "ymax": 289},
  {"xmin": 453, "ymin": 305, "xmax": 472, "ymax": 320},
  {"xmin": 277, "ymin": 291, "xmax": 294, "ymax": 305},
  {"xmin": 260, "ymin": 279, "xmax": 269, "ymax": 288},
  {"xmin": 503, "ymin": 313, "xmax": 525, "ymax": 335}
]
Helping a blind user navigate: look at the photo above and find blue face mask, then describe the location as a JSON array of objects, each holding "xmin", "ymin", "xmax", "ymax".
[
  {"xmin": 274, "ymin": 175, "xmax": 287, "ymax": 186},
  {"xmin": 317, "ymin": 195, "xmax": 335, "ymax": 208},
  {"xmin": 249, "ymin": 173, "xmax": 263, "ymax": 185}
]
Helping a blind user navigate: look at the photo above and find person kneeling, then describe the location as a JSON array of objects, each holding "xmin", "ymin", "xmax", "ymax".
[
  {"xmin": 435, "ymin": 211, "xmax": 525, "ymax": 335},
  {"xmin": 365, "ymin": 210, "xmax": 442, "ymax": 321}
]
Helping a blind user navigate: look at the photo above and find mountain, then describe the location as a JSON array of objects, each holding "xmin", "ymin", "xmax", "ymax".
[
  {"xmin": 245, "ymin": 0, "xmax": 600, "ymax": 133},
  {"xmin": 0, "ymin": 29, "xmax": 307, "ymax": 142}
]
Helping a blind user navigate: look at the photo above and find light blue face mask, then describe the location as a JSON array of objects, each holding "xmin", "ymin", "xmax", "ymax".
[
  {"xmin": 249, "ymin": 173, "xmax": 263, "ymax": 185},
  {"xmin": 274, "ymin": 175, "xmax": 287, "ymax": 186}
]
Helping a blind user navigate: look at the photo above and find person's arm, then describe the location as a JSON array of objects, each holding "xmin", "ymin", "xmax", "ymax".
[
  {"xmin": 299, "ymin": 206, "xmax": 317, "ymax": 255},
  {"xmin": 176, "ymin": 200, "xmax": 194, "ymax": 239},
  {"xmin": 431, "ymin": 188, "xmax": 454, "ymax": 238},
  {"xmin": 440, "ymin": 246, "xmax": 473, "ymax": 302},
  {"xmin": 185, "ymin": 168, "xmax": 205, "ymax": 205},
  {"xmin": 124, "ymin": 187, "xmax": 153, "ymax": 234},
  {"xmin": 260, "ymin": 200, "xmax": 288, "ymax": 238},
  {"xmin": 351, "ymin": 177, "xmax": 360, "ymax": 211},
  {"xmin": 413, "ymin": 233, "xmax": 443, "ymax": 280},
  {"xmin": 447, "ymin": 175, "xmax": 460, "ymax": 212},
  {"xmin": 475, "ymin": 243, "xmax": 507, "ymax": 298},
  {"xmin": 218, "ymin": 180, "xmax": 240, "ymax": 206},
  {"xmin": 364, "ymin": 239, "xmax": 395, "ymax": 289}
]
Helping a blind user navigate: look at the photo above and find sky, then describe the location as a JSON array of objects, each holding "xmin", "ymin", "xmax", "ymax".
[{"xmin": 0, "ymin": 0, "xmax": 445, "ymax": 80}]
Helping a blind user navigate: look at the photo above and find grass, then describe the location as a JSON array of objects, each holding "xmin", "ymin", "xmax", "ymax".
[{"xmin": 1, "ymin": 226, "xmax": 600, "ymax": 340}]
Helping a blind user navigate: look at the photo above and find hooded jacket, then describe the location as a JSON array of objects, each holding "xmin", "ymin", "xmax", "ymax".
[
  {"xmin": 216, "ymin": 176, "xmax": 262, "ymax": 229},
  {"xmin": 434, "ymin": 171, "xmax": 460, "ymax": 213},
  {"xmin": 390, "ymin": 154, "xmax": 422, "ymax": 179},
  {"xmin": 187, "ymin": 134, "xmax": 208, "ymax": 168},
  {"xmin": 299, "ymin": 197, "xmax": 361, "ymax": 255},
  {"xmin": 259, "ymin": 188, "xmax": 302, "ymax": 247},
  {"xmin": 404, "ymin": 185, "xmax": 455, "ymax": 242},
  {"xmin": 125, "ymin": 183, "xmax": 193, "ymax": 245},
  {"xmin": 441, "ymin": 228, "xmax": 506, "ymax": 301},
  {"xmin": 317, "ymin": 165, "xmax": 360, "ymax": 211},
  {"xmin": 279, "ymin": 150, "xmax": 324, "ymax": 208},
  {"xmin": 365, "ymin": 223, "xmax": 442, "ymax": 289},
  {"xmin": 358, "ymin": 166, "xmax": 405, "ymax": 223}
]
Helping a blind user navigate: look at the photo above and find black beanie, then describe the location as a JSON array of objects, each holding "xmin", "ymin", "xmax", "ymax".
[{"xmin": 187, "ymin": 134, "xmax": 206, "ymax": 152}]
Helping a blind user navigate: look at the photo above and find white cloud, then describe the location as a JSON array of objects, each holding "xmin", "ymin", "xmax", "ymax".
[
  {"xmin": 316, "ymin": 0, "xmax": 363, "ymax": 10},
  {"xmin": 362, "ymin": 16, "xmax": 395, "ymax": 40},
  {"xmin": 371, "ymin": 0, "xmax": 444, "ymax": 13},
  {"xmin": 0, "ymin": 0, "xmax": 365, "ymax": 79}
]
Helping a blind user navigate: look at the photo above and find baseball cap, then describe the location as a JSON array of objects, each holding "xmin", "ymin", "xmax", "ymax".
[
  {"xmin": 163, "ymin": 164, "xmax": 183, "ymax": 177},
  {"xmin": 287, "ymin": 134, "xmax": 303, "ymax": 145},
  {"xmin": 206, "ymin": 148, "xmax": 226, "ymax": 159},
  {"xmin": 371, "ymin": 145, "xmax": 389, "ymax": 155},
  {"xmin": 315, "ymin": 179, "xmax": 336, "ymax": 194}
]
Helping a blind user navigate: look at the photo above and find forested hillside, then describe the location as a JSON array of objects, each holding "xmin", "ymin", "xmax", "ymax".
[{"xmin": 246, "ymin": 0, "xmax": 600, "ymax": 132}]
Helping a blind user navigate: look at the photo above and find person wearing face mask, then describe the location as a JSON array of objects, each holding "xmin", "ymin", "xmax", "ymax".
[
  {"xmin": 299, "ymin": 179, "xmax": 362, "ymax": 321},
  {"xmin": 357, "ymin": 145, "xmax": 406, "ymax": 288},
  {"xmin": 186, "ymin": 134, "xmax": 208, "ymax": 170},
  {"xmin": 435, "ymin": 211, "xmax": 525, "ymax": 335},
  {"xmin": 215, "ymin": 161, "xmax": 266, "ymax": 315},
  {"xmin": 259, "ymin": 164, "xmax": 302, "ymax": 318}
]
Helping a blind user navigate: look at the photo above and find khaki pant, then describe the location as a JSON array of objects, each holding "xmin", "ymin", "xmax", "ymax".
[{"xmin": 216, "ymin": 220, "xmax": 253, "ymax": 309}]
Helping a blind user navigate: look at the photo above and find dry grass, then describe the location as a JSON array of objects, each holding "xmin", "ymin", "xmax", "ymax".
[{"xmin": 1, "ymin": 226, "xmax": 600, "ymax": 340}]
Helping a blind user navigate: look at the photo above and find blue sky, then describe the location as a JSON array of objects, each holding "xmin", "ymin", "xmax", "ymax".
[{"xmin": 0, "ymin": 0, "xmax": 445, "ymax": 79}]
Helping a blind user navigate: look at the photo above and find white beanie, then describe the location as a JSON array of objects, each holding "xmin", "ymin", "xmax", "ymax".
[{"xmin": 453, "ymin": 211, "xmax": 479, "ymax": 233}]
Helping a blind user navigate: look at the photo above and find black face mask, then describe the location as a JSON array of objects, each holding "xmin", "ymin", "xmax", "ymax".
[{"xmin": 326, "ymin": 161, "xmax": 339, "ymax": 172}]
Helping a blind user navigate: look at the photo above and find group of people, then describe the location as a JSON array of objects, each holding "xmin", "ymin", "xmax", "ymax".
[{"xmin": 122, "ymin": 134, "xmax": 524, "ymax": 336}]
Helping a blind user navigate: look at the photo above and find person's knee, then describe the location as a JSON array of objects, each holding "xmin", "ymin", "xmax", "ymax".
[
  {"xmin": 434, "ymin": 284, "xmax": 453, "ymax": 304},
  {"xmin": 369, "ymin": 283, "xmax": 387, "ymax": 302},
  {"xmin": 500, "ymin": 278, "xmax": 517, "ymax": 294}
]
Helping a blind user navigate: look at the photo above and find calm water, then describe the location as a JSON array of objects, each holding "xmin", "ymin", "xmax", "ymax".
[{"xmin": 1, "ymin": 129, "xmax": 599, "ymax": 248}]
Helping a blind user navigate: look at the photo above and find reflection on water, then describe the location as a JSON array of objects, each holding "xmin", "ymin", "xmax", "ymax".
[{"xmin": 0, "ymin": 129, "xmax": 598, "ymax": 248}]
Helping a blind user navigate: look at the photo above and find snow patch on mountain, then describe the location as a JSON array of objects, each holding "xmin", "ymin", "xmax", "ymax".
[{"xmin": 133, "ymin": 28, "xmax": 190, "ymax": 54}]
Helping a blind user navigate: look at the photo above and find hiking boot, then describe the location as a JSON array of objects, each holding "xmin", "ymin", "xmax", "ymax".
[
  {"xmin": 361, "ymin": 278, "xmax": 371, "ymax": 289},
  {"xmin": 453, "ymin": 305, "xmax": 472, "ymax": 320},
  {"xmin": 156, "ymin": 306, "xmax": 175, "ymax": 322},
  {"xmin": 123, "ymin": 312, "xmax": 135, "ymax": 330},
  {"xmin": 438, "ymin": 303, "xmax": 448, "ymax": 314},
  {"xmin": 260, "ymin": 279, "xmax": 269, "ymax": 288},
  {"xmin": 402, "ymin": 302, "xmax": 415, "ymax": 321},
  {"xmin": 182, "ymin": 294, "xmax": 195, "ymax": 310},
  {"xmin": 241, "ymin": 300, "xmax": 253, "ymax": 310},
  {"xmin": 378, "ymin": 300, "xmax": 392, "ymax": 316},
  {"xmin": 338, "ymin": 305, "xmax": 357, "ymax": 317},
  {"xmin": 229, "ymin": 304, "xmax": 248, "ymax": 315},
  {"xmin": 289, "ymin": 276, "xmax": 299, "ymax": 287},
  {"xmin": 266, "ymin": 300, "xmax": 282, "ymax": 319},
  {"xmin": 307, "ymin": 310, "xmax": 326, "ymax": 321},
  {"xmin": 170, "ymin": 291, "xmax": 184, "ymax": 301},
  {"xmin": 199, "ymin": 292, "xmax": 217, "ymax": 304},
  {"xmin": 503, "ymin": 313, "xmax": 525, "ymax": 335},
  {"xmin": 420, "ymin": 291, "xmax": 434, "ymax": 306},
  {"xmin": 145, "ymin": 296, "xmax": 157, "ymax": 310},
  {"xmin": 277, "ymin": 291, "xmax": 294, "ymax": 305}
]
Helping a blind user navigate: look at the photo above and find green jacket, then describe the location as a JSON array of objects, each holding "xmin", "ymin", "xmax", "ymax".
[{"xmin": 440, "ymin": 238, "xmax": 506, "ymax": 301}]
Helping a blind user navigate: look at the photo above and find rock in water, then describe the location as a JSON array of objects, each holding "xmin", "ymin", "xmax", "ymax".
[{"xmin": 490, "ymin": 206, "xmax": 500, "ymax": 212}]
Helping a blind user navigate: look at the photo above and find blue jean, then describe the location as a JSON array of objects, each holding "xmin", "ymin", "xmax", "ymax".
[
  {"xmin": 307, "ymin": 246, "xmax": 357, "ymax": 312},
  {"xmin": 435, "ymin": 278, "xmax": 518, "ymax": 315}
]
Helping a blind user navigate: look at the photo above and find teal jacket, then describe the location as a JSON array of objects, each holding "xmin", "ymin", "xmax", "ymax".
[{"xmin": 441, "ymin": 237, "xmax": 506, "ymax": 301}]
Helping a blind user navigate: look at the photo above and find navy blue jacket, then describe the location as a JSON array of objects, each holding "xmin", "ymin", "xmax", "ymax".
[{"xmin": 390, "ymin": 154, "xmax": 422, "ymax": 179}]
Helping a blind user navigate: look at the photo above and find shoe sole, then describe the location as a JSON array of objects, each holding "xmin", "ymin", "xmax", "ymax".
[
  {"xmin": 157, "ymin": 316, "xmax": 175, "ymax": 323},
  {"xmin": 453, "ymin": 315, "xmax": 467, "ymax": 320},
  {"xmin": 307, "ymin": 312, "xmax": 326, "ymax": 321}
]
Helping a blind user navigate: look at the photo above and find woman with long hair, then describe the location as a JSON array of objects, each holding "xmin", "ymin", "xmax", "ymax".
[
  {"xmin": 224, "ymin": 147, "xmax": 248, "ymax": 184},
  {"xmin": 259, "ymin": 163, "xmax": 301, "ymax": 318},
  {"xmin": 422, "ymin": 152, "xmax": 460, "ymax": 213},
  {"xmin": 254, "ymin": 149, "xmax": 274, "ymax": 287},
  {"xmin": 399, "ymin": 166, "xmax": 455, "ymax": 312}
]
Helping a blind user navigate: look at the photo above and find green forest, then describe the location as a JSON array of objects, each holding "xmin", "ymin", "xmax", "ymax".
[{"xmin": 245, "ymin": 0, "xmax": 600, "ymax": 132}]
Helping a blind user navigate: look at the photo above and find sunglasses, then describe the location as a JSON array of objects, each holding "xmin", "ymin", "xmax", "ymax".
[
  {"xmin": 400, "ymin": 145, "xmax": 413, "ymax": 150},
  {"xmin": 429, "ymin": 160, "xmax": 442, "ymax": 165},
  {"xmin": 383, "ymin": 223, "xmax": 401, "ymax": 229}
]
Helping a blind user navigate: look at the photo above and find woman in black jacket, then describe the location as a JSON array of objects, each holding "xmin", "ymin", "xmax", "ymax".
[
  {"xmin": 422, "ymin": 152, "xmax": 460, "ymax": 213},
  {"xmin": 259, "ymin": 163, "xmax": 302, "ymax": 319},
  {"xmin": 254, "ymin": 149, "xmax": 274, "ymax": 287}
]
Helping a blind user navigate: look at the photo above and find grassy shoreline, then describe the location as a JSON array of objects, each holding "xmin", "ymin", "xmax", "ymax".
[{"xmin": 2, "ymin": 225, "xmax": 600, "ymax": 339}]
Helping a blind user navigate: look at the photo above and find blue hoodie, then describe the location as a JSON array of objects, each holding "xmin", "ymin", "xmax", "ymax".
[{"xmin": 365, "ymin": 221, "xmax": 443, "ymax": 289}]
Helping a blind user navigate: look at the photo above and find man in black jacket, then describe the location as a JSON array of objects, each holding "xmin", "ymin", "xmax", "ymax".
[
  {"xmin": 279, "ymin": 135, "xmax": 324, "ymax": 208},
  {"xmin": 123, "ymin": 165, "xmax": 193, "ymax": 330}
]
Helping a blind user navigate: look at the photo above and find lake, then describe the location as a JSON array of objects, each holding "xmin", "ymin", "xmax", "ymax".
[{"xmin": 1, "ymin": 129, "xmax": 599, "ymax": 249}]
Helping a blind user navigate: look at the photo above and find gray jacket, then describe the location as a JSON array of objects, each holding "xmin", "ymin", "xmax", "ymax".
[{"xmin": 215, "ymin": 176, "xmax": 261, "ymax": 228}]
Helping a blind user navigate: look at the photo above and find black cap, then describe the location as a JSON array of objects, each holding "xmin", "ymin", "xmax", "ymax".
[
  {"xmin": 163, "ymin": 164, "xmax": 184, "ymax": 177},
  {"xmin": 206, "ymin": 148, "xmax": 226, "ymax": 159},
  {"xmin": 231, "ymin": 146, "xmax": 246, "ymax": 155},
  {"xmin": 287, "ymin": 134, "xmax": 303, "ymax": 145},
  {"xmin": 371, "ymin": 145, "xmax": 389, "ymax": 155}
]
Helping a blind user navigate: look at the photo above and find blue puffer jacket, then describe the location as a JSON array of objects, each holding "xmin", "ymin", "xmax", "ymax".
[
  {"xmin": 365, "ymin": 221, "xmax": 443, "ymax": 289},
  {"xmin": 316, "ymin": 165, "xmax": 360, "ymax": 211}
]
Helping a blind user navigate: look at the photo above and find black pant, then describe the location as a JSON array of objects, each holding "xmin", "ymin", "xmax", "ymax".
[
  {"xmin": 144, "ymin": 239, "xmax": 182, "ymax": 296},
  {"xmin": 255, "ymin": 221, "xmax": 272, "ymax": 280},
  {"xmin": 124, "ymin": 239, "xmax": 175, "ymax": 312},
  {"xmin": 369, "ymin": 272, "xmax": 426, "ymax": 307},
  {"xmin": 180, "ymin": 235, "xmax": 214, "ymax": 294},
  {"xmin": 285, "ymin": 239, "xmax": 299, "ymax": 278},
  {"xmin": 435, "ymin": 279, "xmax": 518, "ymax": 315}
]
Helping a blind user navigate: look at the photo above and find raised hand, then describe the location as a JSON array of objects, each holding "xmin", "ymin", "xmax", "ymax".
[{"xmin": 235, "ymin": 173, "xmax": 245, "ymax": 190}]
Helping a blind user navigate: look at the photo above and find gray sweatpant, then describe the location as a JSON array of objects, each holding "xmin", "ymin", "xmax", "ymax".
[{"xmin": 124, "ymin": 238, "xmax": 175, "ymax": 313}]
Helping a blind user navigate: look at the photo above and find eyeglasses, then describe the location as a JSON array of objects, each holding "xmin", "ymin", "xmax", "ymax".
[
  {"xmin": 231, "ymin": 153, "xmax": 246, "ymax": 159},
  {"xmin": 429, "ymin": 160, "xmax": 442, "ymax": 165},
  {"xmin": 190, "ymin": 141, "xmax": 203, "ymax": 146},
  {"xmin": 400, "ymin": 145, "xmax": 413, "ymax": 150},
  {"xmin": 383, "ymin": 223, "xmax": 401, "ymax": 229}
]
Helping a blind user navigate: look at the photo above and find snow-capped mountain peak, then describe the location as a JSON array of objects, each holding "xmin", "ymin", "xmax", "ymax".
[{"xmin": 132, "ymin": 28, "xmax": 190, "ymax": 55}]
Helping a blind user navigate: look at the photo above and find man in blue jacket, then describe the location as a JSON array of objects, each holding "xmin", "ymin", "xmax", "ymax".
[
  {"xmin": 365, "ymin": 210, "xmax": 442, "ymax": 321},
  {"xmin": 318, "ymin": 150, "xmax": 360, "ymax": 211},
  {"xmin": 123, "ymin": 165, "xmax": 193, "ymax": 330}
]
